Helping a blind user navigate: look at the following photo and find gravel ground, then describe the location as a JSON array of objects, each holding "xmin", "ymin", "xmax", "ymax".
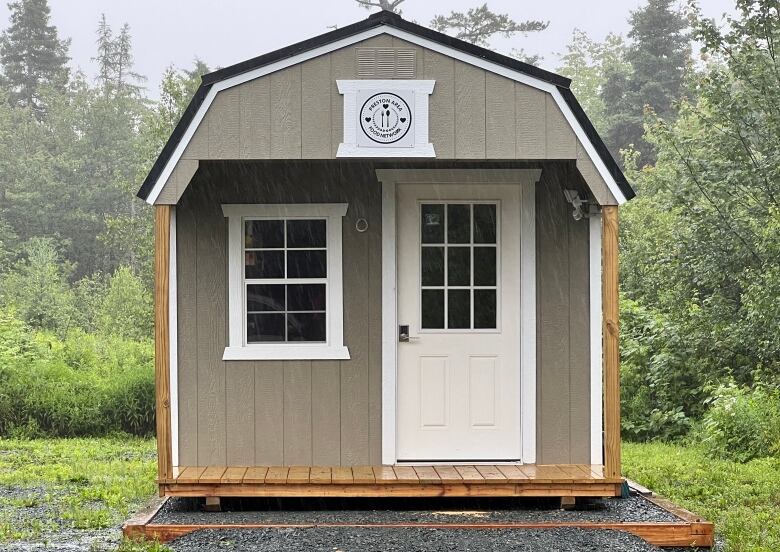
[
  {"xmin": 152, "ymin": 494, "xmax": 680, "ymax": 525},
  {"xmin": 166, "ymin": 526, "xmax": 669, "ymax": 552}
]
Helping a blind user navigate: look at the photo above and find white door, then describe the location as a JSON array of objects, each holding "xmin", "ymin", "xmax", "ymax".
[{"xmin": 396, "ymin": 184, "xmax": 522, "ymax": 461}]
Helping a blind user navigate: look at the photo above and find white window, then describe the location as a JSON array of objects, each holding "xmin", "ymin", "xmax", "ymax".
[{"xmin": 222, "ymin": 204, "xmax": 350, "ymax": 360}]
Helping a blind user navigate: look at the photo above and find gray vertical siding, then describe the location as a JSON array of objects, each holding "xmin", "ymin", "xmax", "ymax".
[
  {"xmin": 176, "ymin": 162, "xmax": 382, "ymax": 466},
  {"xmin": 176, "ymin": 161, "xmax": 592, "ymax": 466},
  {"xmin": 154, "ymin": 35, "xmax": 616, "ymax": 206},
  {"xmin": 535, "ymin": 169, "xmax": 592, "ymax": 464}
]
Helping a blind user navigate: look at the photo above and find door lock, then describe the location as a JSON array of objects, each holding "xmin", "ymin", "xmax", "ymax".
[{"xmin": 398, "ymin": 325, "xmax": 419, "ymax": 343}]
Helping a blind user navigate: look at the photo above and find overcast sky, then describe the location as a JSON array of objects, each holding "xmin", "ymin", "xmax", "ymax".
[{"xmin": 0, "ymin": 0, "xmax": 736, "ymax": 97}]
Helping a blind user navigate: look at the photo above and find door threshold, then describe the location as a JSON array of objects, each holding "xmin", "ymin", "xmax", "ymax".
[{"xmin": 396, "ymin": 460, "xmax": 523, "ymax": 466}]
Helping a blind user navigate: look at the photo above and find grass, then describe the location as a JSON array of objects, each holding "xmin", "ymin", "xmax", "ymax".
[
  {"xmin": 0, "ymin": 437, "xmax": 778, "ymax": 550},
  {"xmin": 0, "ymin": 436, "xmax": 158, "ymax": 546},
  {"xmin": 624, "ymin": 441, "xmax": 780, "ymax": 552}
]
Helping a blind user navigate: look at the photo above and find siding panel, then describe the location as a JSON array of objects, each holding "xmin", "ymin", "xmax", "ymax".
[
  {"xmin": 283, "ymin": 360, "xmax": 313, "ymax": 464},
  {"xmin": 485, "ymin": 72, "xmax": 516, "ymax": 158},
  {"xmin": 454, "ymin": 62, "xmax": 486, "ymax": 158},
  {"xmin": 208, "ymin": 88, "xmax": 240, "ymax": 158},
  {"xmin": 301, "ymin": 55, "xmax": 332, "ymax": 158},
  {"xmin": 423, "ymin": 50, "xmax": 455, "ymax": 158},
  {"xmin": 239, "ymin": 78, "xmax": 271, "ymax": 159},
  {"xmin": 515, "ymin": 84, "xmax": 547, "ymax": 158},
  {"xmin": 270, "ymin": 66, "xmax": 302, "ymax": 159}
]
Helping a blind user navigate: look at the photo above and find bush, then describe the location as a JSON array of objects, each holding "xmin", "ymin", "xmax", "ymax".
[
  {"xmin": 695, "ymin": 381, "xmax": 780, "ymax": 462},
  {"xmin": 0, "ymin": 308, "xmax": 155, "ymax": 437}
]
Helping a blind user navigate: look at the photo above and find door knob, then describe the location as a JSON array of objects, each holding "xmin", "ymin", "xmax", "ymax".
[{"xmin": 399, "ymin": 325, "xmax": 419, "ymax": 343}]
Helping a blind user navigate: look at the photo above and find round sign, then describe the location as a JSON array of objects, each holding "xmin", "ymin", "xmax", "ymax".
[{"xmin": 359, "ymin": 92, "xmax": 412, "ymax": 144}]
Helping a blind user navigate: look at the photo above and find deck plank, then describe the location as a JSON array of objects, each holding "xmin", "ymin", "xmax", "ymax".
[
  {"xmin": 352, "ymin": 466, "xmax": 376, "ymax": 484},
  {"xmin": 433, "ymin": 466, "xmax": 462, "ymax": 483},
  {"xmin": 221, "ymin": 467, "xmax": 248, "ymax": 484},
  {"xmin": 392, "ymin": 466, "xmax": 419, "ymax": 483},
  {"xmin": 373, "ymin": 466, "xmax": 397, "ymax": 482},
  {"xmin": 199, "ymin": 466, "xmax": 227, "ymax": 484},
  {"xmin": 454, "ymin": 465, "xmax": 484, "ymax": 482},
  {"xmin": 243, "ymin": 467, "xmax": 269, "ymax": 484},
  {"xmin": 287, "ymin": 467, "xmax": 310, "ymax": 484},
  {"xmin": 475, "ymin": 465, "xmax": 507, "ymax": 481},
  {"xmin": 496, "ymin": 465, "xmax": 529, "ymax": 482},
  {"xmin": 309, "ymin": 467, "xmax": 332, "ymax": 484},
  {"xmin": 413, "ymin": 466, "xmax": 441, "ymax": 484},
  {"xmin": 176, "ymin": 467, "xmax": 207, "ymax": 484},
  {"xmin": 332, "ymin": 467, "xmax": 353, "ymax": 484},
  {"xmin": 264, "ymin": 466, "xmax": 290, "ymax": 484}
]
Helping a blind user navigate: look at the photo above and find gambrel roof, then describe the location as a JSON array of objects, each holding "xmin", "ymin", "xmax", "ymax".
[{"xmin": 137, "ymin": 10, "xmax": 634, "ymax": 204}]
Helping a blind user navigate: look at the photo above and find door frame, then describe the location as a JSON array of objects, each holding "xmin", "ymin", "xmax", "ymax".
[{"xmin": 376, "ymin": 168, "xmax": 542, "ymax": 465}]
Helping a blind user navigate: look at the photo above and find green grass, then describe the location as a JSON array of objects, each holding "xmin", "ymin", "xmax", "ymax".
[
  {"xmin": 624, "ymin": 441, "xmax": 780, "ymax": 552},
  {"xmin": 0, "ymin": 436, "xmax": 158, "ymax": 545}
]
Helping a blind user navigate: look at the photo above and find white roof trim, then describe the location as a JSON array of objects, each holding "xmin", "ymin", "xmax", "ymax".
[{"xmin": 145, "ymin": 24, "xmax": 627, "ymax": 205}]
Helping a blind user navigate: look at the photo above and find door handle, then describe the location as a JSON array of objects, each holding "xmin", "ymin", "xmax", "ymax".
[{"xmin": 399, "ymin": 325, "xmax": 420, "ymax": 343}]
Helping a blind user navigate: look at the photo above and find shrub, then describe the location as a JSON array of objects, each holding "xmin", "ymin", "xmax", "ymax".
[
  {"xmin": 0, "ymin": 308, "xmax": 155, "ymax": 437},
  {"xmin": 695, "ymin": 381, "xmax": 780, "ymax": 462}
]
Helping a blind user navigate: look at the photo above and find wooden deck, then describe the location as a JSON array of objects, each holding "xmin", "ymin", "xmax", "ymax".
[{"xmin": 159, "ymin": 465, "xmax": 624, "ymax": 498}]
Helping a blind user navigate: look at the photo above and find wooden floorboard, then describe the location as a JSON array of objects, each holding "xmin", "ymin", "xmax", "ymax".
[{"xmin": 161, "ymin": 464, "xmax": 624, "ymax": 497}]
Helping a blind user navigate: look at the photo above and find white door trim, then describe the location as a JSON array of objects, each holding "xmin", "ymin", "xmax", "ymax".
[
  {"xmin": 377, "ymin": 168, "xmax": 540, "ymax": 465},
  {"xmin": 589, "ymin": 213, "xmax": 604, "ymax": 465},
  {"xmin": 169, "ymin": 207, "xmax": 179, "ymax": 467}
]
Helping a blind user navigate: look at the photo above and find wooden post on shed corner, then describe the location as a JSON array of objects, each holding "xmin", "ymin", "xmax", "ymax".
[
  {"xmin": 602, "ymin": 206, "xmax": 621, "ymax": 480},
  {"xmin": 154, "ymin": 205, "xmax": 173, "ymax": 490}
]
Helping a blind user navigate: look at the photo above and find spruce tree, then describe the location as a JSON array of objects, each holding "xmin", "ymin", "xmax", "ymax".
[
  {"xmin": 601, "ymin": 0, "xmax": 689, "ymax": 166},
  {"xmin": 0, "ymin": 0, "xmax": 70, "ymax": 115}
]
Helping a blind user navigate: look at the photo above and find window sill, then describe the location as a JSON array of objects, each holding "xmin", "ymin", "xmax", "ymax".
[{"xmin": 222, "ymin": 345, "xmax": 351, "ymax": 361}]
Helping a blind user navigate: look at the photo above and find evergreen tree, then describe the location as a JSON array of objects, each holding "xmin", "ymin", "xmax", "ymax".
[
  {"xmin": 0, "ymin": 0, "xmax": 70, "ymax": 116},
  {"xmin": 430, "ymin": 4, "xmax": 548, "ymax": 48},
  {"xmin": 601, "ymin": 0, "xmax": 690, "ymax": 165},
  {"xmin": 94, "ymin": 15, "xmax": 145, "ymax": 98}
]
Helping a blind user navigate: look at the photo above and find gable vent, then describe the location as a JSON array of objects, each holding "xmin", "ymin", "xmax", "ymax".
[{"xmin": 356, "ymin": 48, "xmax": 416, "ymax": 79}]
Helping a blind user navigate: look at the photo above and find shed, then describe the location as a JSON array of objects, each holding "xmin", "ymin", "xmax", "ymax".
[{"xmin": 139, "ymin": 10, "xmax": 633, "ymax": 500}]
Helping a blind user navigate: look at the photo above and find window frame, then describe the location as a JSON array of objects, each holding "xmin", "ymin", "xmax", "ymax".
[{"xmin": 222, "ymin": 203, "xmax": 350, "ymax": 361}]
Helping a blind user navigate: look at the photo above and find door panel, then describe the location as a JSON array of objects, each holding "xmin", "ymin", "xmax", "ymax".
[{"xmin": 396, "ymin": 184, "xmax": 522, "ymax": 461}]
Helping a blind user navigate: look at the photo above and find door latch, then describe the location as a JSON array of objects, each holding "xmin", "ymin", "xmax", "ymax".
[{"xmin": 399, "ymin": 325, "xmax": 419, "ymax": 343}]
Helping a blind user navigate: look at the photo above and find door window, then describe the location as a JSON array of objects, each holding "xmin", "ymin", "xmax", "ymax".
[{"xmin": 419, "ymin": 202, "xmax": 498, "ymax": 330}]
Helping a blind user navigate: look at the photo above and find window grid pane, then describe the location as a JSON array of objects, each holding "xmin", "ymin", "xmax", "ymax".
[
  {"xmin": 244, "ymin": 217, "xmax": 328, "ymax": 344},
  {"xmin": 420, "ymin": 202, "xmax": 498, "ymax": 331}
]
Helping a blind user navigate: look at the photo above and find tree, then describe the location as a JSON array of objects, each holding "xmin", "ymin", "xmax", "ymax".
[
  {"xmin": 430, "ymin": 3, "xmax": 548, "ymax": 48},
  {"xmin": 355, "ymin": 0, "xmax": 405, "ymax": 11},
  {"xmin": 96, "ymin": 266, "xmax": 152, "ymax": 340},
  {"xmin": 601, "ymin": 0, "xmax": 690, "ymax": 165},
  {"xmin": 0, "ymin": 0, "xmax": 70, "ymax": 116},
  {"xmin": 556, "ymin": 30, "xmax": 630, "ymax": 135},
  {"xmin": 94, "ymin": 14, "xmax": 145, "ymax": 98},
  {"xmin": 0, "ymin": 238, "xmax": 76, "ymax": 334},
  {"xmin": 619, "ymin": 0, "xmax": 780, "ymax": 429}
]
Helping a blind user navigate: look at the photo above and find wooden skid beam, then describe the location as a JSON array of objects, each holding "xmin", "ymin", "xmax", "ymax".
[
  {"xmin": 160, "ymin": 482, "xmax": 623, "ymax": 498},
  {"xmin": 154, "ymin": 205, "xmax": 173, "ymax": 489},
  {"xmin": 601, "ymin": 205, "xmax": 621, "ymax": 479}
]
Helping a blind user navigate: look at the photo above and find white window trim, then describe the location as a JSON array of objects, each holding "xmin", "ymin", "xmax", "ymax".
[
  {"xmin": 336, "ymin": 79, "xmax": 436, "ymax": 158},
  {"xmin": 222, "ymin": 203, "xmax": 350, "ymax": 361}
]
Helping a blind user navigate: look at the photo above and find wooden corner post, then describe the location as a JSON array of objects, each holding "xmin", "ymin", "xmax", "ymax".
[
  {"xmin": 602, "ymin": 205, "xmax": 621, "ymax": 479},
  {"xmin": 154, "ymin": 205, "xmax": 173, "ymax": 489}
]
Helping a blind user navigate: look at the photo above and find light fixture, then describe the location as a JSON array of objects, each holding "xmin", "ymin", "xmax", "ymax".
[{"xmin": 563, "ymin": 189, "xmax": 590, "ymax": 221}]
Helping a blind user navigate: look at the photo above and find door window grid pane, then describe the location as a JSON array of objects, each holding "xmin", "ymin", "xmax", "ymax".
[
  {"xmin": 243, "ymin": 218, "xmax": 328, "ymax": 343},
  {"xmin": 419, "ymin": 202, "xmax": 498, "ymax": 330}
]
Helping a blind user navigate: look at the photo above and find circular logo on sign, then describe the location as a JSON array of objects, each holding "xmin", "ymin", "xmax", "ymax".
[{"xmin": 359, "ymin": 92, "xmax": 412, "ymax": 144}]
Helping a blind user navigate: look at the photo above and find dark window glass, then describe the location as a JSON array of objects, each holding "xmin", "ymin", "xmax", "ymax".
[
  {"xmin": 287, "ymin": 284, "xmax": 326, "ymax": 311},
  {"xmin": 245, "ymin": 251, "xmax": 284, "ymax": 279},
  {"xmin": 245, "ymin": 220, "xmax": 284, "ymax": 249},
  {"xmin": 421, "ymin": 247, "xmax": 444, "ymax": 286},
  {"xmin": 287, "ymin": 250, "xmax": 327, "ymax": 278},
  {"xmin": 247, "ymin": 284, "xmax": 285, "ymax": 312},
  {"xmin": 421, "ymin": 289, "xmax": 444, "ymax": 329},
  {"xmin": 474, "ymin": 290, "xmax": 497, "ymax": 329},
  {"xmin": 287, "ymin": 219, "xmax": 326, "ymax": 248},
  {"xmin": 247, "ymin": 313, "xmax": 285, "ymax": 342},
  {"xmin": 447, "ymin": 247, "xmax": 471, "ymax": 286},
  {"xmin": 473, "ymin": 204, "xmax": 497, "ymax": 244},
  {"xmin": 421, "ymin": 204, "xmax": 445, "ymax": 244},
  {"xmin": 473, "ymin": 247, "xmax": 497, "ymax": 286},
  {"xmin": 447, "ymin": 204, "xmax": 471, "ymax": 244},
  {"xmin": 447, "ymin": 289, "xmax": 471, "ymax": 329},
  {"xmin": 287, "ymin": 312, "xmax": 326, "ymax": 342}
]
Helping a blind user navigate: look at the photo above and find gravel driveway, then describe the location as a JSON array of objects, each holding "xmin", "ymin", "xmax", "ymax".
[{"xmin": 167, "ymin": 526, "xmax": 671, "ymax": 552}]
